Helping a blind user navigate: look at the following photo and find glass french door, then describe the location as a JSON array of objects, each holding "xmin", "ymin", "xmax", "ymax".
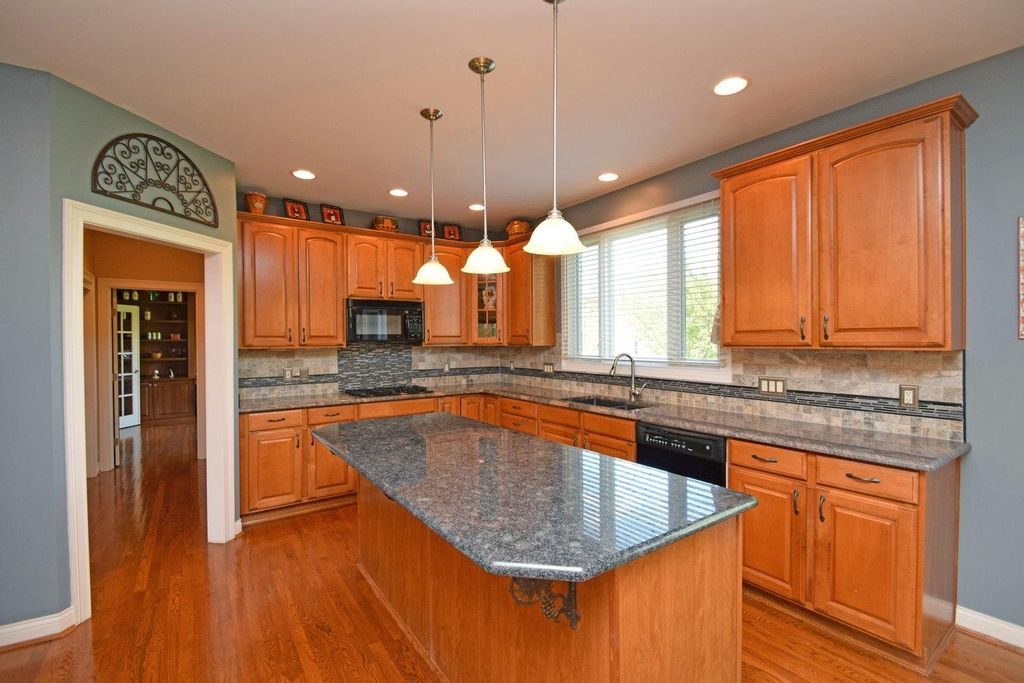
[{"xmin": 116, "ymin": 304, "xmax": 141, "ymax": 428}]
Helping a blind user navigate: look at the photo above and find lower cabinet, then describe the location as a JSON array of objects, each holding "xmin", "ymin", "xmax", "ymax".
[
  {"xmin": 306, "ymin": 406, "xmax": 357, "ymax": 499},
  {"xmin": 728, "ymin": 465, "xmax": 806, "ymax": 602},
  {"xmin": 538, "ymin": 421, "xmax": 579, "ymax": 446},
  {"xmin": 141, "ymin": 378, "xmax": 196, "ymax": 424},
  {"xmin": 246, "ymin": 426, "xmax": 304, "ymax": 511},
  {"xmin": 482, "ymin": 396, "xmax": 499, "ymax": 425},
  {"xmin": 727, "ymin": 438, "xmax": 958, "ymax": 666},
  {"xmin": 439, "ymin": 397, "xmax": 460, "ymax": 414},
  {"xmin": 458, "ymin": 395, "xmax": 484, "ymax": 421}
]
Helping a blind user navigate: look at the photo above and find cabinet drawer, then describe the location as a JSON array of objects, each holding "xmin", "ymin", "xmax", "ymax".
[
  {"xmin": 307, "ymin": 405, "xmax": 357, "ymax": 426},
  {"xmin": 357, "ymin": 398, "xmax": 437, "ymax": 419},
  {"xmin": 500, "ymin": 398, "xmax": 538, "ymax": 418},
  {"xmin": 729, "ymin": 439, "xmax": 807, "ymax": 480},
  {"xmin": 816, "ymin": 456, "xmax": 919, "ymax": 504},
  {"xmin": 583, "ymin": 433, "xmax": 636, "ymax": 461},
  {"xmin": 537, "ymin": 404, "xmax": 580, "ymax": 428},
  {"xmin": 581, "ymin": 412, "xmax": 635, "ymax": 441},
  {"xmin": 501, "ymin": 414, "xmax": 538, "ymax": 436},
  {"xmin": 248, "ymin": 409, "xmax": 304, "ymax": 431}
]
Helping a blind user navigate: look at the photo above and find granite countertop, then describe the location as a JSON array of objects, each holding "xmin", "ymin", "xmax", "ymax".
[
  {"xmin": 313, "ymin": 413, "xmax": 756, "ymax": 582},
  {"xmin": 241, "ymin": 383, "xmax": 969, "ymax": 472}
]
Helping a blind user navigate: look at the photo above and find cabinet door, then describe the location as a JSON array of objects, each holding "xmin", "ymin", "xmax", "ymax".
[
  {"xmin": 151, "ymin": 380, "xmax": 196, "ymax": 420},
  {"xmin": 500, "ymin": 414, "xmax": 538, "ymax": 436},
  {"xmin": 297, "ymin": 229, "xmax": 346, "ymax": 346},
  {"xmin": 813, "ymin": 486, "xmax": 919, "ymax": 650},
  {"xmin": 728, "ymin": 466, "xmax": 806, "ymax": 602},
  {"xmin": 470, "ymin": 273, "xmax": 506, "ymax": 344},
  {"xmin": 242, "ymin": 222, "xmax": 297, "ymax": 346},
  {"xmin": 539, "ymin": 421, "xmax": 580, "ymax": 447},
  {"xmin": 438, "ymin": 397, "xmax": 459, "ymax": 414},
  {"xmin": 347, "ymin": 235, "xmax": 387, "ymax": 298},
  {"xmin": 459, "ymin": 395, "xmax": 484, "ymax": 421},
  {"xmin": 505, "ymin": 243, "xmax": 534, "ymax": 345},
  {"xmin": 721, "ymin": 156, "xmax": 814, "ymax": 346},
  {"xmin": 387, "ymin": 240, "xmax": 423, "ymax": 300},
  {"xmin": 482, "ymin": 396, "xmax": 500, "ymax": 426},
  {"xmin": 817, "ymin": 117, "xmax": 945, "ymax": 347},
  {"xmin": 306, "ymin": 429, "xmax": 355, "ymax": 499},
  {"xmin": 246, "ymin": 427, "xmax": 304, "ymax": 511},
  {"xmin": 423, "ymin": 246, "xmax": 468, "ymax": 345},
  {"xmin": 582, "ymin": 432, "xmax": 636, "ymax": 461},
  {"xmin": 140, "ymin": 383, "xmax": 153, "ymax": 419}
]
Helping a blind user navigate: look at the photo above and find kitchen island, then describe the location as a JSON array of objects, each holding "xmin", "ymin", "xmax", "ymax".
[{"xmin": 314, "ymin": 413, "xmax": 756, "ymax": 682}]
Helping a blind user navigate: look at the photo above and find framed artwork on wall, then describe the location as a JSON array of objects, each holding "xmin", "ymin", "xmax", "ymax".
[
  {"xmin": 320, "ymin": 204, "xmax": 345, "ymax": 225},
  {"xmin": 418, "ymin": 220, "xmax": 434, "ymax": 237},
  {"xmin": 442, "ymin": 224, "xmax": 461, "ymax": 241},
  {"xmin": 283, "ymin": 198, "xmax": 309, "ymax": 220}
]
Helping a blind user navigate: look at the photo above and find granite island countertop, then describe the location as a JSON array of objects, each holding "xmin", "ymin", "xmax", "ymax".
[
  {"xmin": 313, "ymin": 413, "xmax": 757, "ymax": 582},
  {"xmin": 243, "ymin": 383, "xmax": 969, "ymax": 472}
]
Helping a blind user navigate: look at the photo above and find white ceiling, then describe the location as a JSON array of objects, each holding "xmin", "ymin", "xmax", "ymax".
[{"xmin": 3, "ymin": 1, "xmax": 1024, "ymax": 228}]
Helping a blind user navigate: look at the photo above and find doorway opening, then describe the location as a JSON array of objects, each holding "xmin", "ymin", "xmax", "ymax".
[{"xmin": 63, "ymin": 200, "xmax": 236, "ymax": 628}]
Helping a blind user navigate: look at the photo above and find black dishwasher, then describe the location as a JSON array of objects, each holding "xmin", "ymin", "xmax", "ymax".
[{"xmin": 635, "ymin": 423, "xmax": 726, "ymax": 486}]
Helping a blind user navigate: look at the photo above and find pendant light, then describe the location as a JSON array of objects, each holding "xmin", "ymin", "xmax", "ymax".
[
  {"xmin": 525, "ymin": 0, "xmax": 585, "ymax": 255},
  {"xmin": 462, "ymin": 57, "xmax": 510, "ymax": 274},
  {"xmin": 413, "ymin": 108, "xmax": 455, "ymax": 285}
]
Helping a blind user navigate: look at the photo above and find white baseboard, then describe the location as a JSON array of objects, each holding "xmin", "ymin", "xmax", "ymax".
[
  {"xmin": 0, "ymin": 607, "xmax": 75, "ymax": 649},
  {"xmin": 958, "ymin": 605, "xmax": 1024, "ymax": 649},
  {"xmin": 233, "ymin": 519, "xmax": 243, "ymax": 537}
]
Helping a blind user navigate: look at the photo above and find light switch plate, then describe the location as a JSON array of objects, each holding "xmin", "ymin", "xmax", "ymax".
[
  {"xmin": 899, "ymin": 384, "xmax": 920, "ymax": 408},
  {"xmin": 758, "ymin": 376, "xmax": 787, "ymax": 396}
]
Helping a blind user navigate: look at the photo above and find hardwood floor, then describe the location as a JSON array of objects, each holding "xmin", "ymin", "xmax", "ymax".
[{"xmin": 1, "ymin": 425, "xmax": 1021, "ymax": 682}]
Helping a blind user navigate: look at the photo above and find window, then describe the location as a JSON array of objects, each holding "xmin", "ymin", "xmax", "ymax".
[{"xmin": 561, "ymin": 196, "xmax": 725, "ymax": 379}]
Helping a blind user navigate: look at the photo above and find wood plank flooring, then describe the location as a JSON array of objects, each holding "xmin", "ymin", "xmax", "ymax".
[{"xmin": 1, "ymin": 424, "xmax": 1021, "ymax": 682}]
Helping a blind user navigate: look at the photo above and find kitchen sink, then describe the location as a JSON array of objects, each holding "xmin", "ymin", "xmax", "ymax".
[{"xmin": 564, "ymin": 396, "xmax": 651, "ymax": 411}]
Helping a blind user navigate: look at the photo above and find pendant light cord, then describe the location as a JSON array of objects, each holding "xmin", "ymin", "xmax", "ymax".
[
  {"xmin": 551, "ymin": 0, "xmax": 559, "ymax": 211},
  {"xmin": 429, "ymin": 117, "xmax": 436, "ymax": 256},
  {"xmin": 480, "ymin": 71, "xmax": 490, "ymax": 242}
]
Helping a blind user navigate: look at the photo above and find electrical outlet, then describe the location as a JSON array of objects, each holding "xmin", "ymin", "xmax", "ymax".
[
  {"xmin": 508, "ymin": 361, "xmax": 515, "ymax": 371},
  {"xmin": 300, "ymin": 368, "xmax": 309, "ymax": 381},
  {"xmin": 899, "ymin": 384, "xmax": 920, "ymax": 408},
  {"xmin": 543, "ymin": 362, "xmax": 554, "ymax": 373},
  {"xmin": 758, "ymin": 376, "xmax": 787, "ymax": 395},
  {"xmin": 283, "ymin": 368, "xmax": 293, "ymax": 381},
  {"xmin": 443, "ymin": 361, "xmax": 450, "ymax": 373}
]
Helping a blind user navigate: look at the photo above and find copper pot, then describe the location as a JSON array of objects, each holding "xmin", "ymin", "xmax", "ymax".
[
  {"xmin": 244, "ymin": 191, "xmax": 268, "ymax": 215},
  {"xmin": 505, "ymin": 219, "xmax": 531, "ymax": 239}
]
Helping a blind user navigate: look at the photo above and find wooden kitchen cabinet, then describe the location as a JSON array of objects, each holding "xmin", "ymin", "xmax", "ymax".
[
  {"xmin": 387, "ymin": 240, "xmax": 423, "ymax": 300},
  {"xmin": 470, "ymin": 271, "xmax": 506, "ymax": 345},
  {"xmin": 482, "ymin": 396, "xmax": 500, "ymax": 425},
  {"xmin": 817, "ymin": 117, "xmax": 949, "ymax": 347},
  {"xmin": 346, "ymin": 235, "xmax": 423, "ymax": 301},
  {"xmin": 356, "ymin": 398, "xmax": 437, "ymax": 419},
  {"xmin": 505, "ymin": 241, "xmax": 557, "ymax": 346},
  {"xmin": 581, "ymin": 412, "xmax": 637, "ymax": 461},
  {"xmin": 423, "ymin": 246, "xmax": 468, "ymax": 345},
  {"xmin": 241, "ymin": 221, "xmax": 297, "ymax": 347},
  {"xmin": 306, "ymin": 406, "xmax": 357, "ymax": 500},
  {"xmin": 538, "ymin": 421, "xmax": 579, "ymax": 446},
  {"xmin": 459, "ymin": 395, "xmax": 484, "ymax": 421},
  {"xmin": 715, "ymin": 95, "xmax": 975, "ymax": 350},
  {"xmin": 438, "ymin": 396, "xmax": 459, "ymax": 414},
  {"xmin": 246, "ymin": 426, "xmax": 304, "ymax": 511},
  {"xmin": 298, "ymin": 229, "xmax": 346, "ymax": 346},
  {"xmin": 720, "ymin": 155, "xmax": 814, "ymax": 347},
  {"xmin": 141, "ymin": 378, "xmax": 196, "ymax": 424},
  {"xmin": 728, "ymin": 465, "xmax": 806, "ymax": 602},
  {"xmin": 582, "ymin": 432, "xmax": 635, "ymax": 461},
  {"xmin": 813, "ymin": 486, "xmax": 919, "ymax": 650},
  {"xmin": 242, "ymin": 221, "xmax": 346, "ymax": 348}
]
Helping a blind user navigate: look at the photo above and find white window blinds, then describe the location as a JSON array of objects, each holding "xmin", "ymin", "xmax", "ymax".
[{"xmin": 562, "ymin": 197, "xmax": 721, "ymax": 365}]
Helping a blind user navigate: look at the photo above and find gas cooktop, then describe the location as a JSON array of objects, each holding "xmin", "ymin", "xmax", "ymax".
[{"xmin": 344, "ymin": 385, "xmax": 432, "ymax": 398}]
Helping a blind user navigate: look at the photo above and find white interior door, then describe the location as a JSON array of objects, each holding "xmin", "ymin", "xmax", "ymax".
[{"xmin": 116, "ymin": 304, "xmax": 141, "ymax": 428}]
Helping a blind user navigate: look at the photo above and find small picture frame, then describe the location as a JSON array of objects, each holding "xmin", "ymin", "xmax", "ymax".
[
  {"xmin": 418, "ymin": 220, "xmax": 434, "ymax": 237},
  {"xmin": 442, "ymin": 223, "xmax": 462, "ymax": 241},
  {"xmin": 320, "ymin": 204, "xmax": 345, "ymax": 225},
  {"xmin": 282, "ymin": 198, "xmax": 309, "ymax": 220}
]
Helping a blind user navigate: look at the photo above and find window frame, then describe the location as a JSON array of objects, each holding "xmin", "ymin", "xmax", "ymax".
[{"xmin": 559, "ymin": 190, "xmax": 732, "ymax": 384}]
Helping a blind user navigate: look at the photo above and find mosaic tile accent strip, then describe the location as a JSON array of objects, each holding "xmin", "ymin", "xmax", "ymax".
[{"xmin": 337, "ymin": 342, "xmax": 417, "ymax": 389}]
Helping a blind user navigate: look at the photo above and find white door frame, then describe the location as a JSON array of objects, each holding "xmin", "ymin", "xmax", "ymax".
[{"xmin": 62, "ymin": 199, "xmax": 237, "ymax": 626}]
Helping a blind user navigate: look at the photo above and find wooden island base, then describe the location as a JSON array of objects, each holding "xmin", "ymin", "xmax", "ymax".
[{"xmin": 358, "ymin": 480, "xmax": 743, "ymax": 683}]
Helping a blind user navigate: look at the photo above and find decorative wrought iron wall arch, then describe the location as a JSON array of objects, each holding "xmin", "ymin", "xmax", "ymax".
[{"xmin": 92, "ymin": 133, "xmax": 219, "ymax": 228}]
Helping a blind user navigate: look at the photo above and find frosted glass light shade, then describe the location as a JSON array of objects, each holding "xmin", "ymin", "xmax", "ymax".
[
  {"xmin": 412, "ymin": 255, "xmax": 454, "ymax": 285},
  {"xmin": 523, "ymin": 209, "xmax": 584, "ymax": 255},
  {"xmin": 462, "ymin": 239, "xmax": 509, "ymax": 274}
]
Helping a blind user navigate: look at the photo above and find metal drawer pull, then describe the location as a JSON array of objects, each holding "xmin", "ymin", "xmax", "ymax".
[
  {"xmin": 822, "ymin": 314, "xmax": 830, "ymax": 341},
  {"xmin": 288, "ymin": 328, "xmax": 293, "ymax": 343},
  {"xmin": 845, "ymin": 472, "xmax": 882, "ymax": 484},
  {"xmin": 792, "ymin": 489, "xmax": 800, "ymax": 516},
  {"xmin": 295, "ymin": 433, "xmax": 300, "ymax": 448},
  {"xmin": 267, "ymin": 417, "xmax": 286, "ymax": 423},
  {"xmin": 799, "ymin": 316, "xmax": 806, "ymax": 341},
  {"xmin": 818, "ymin": 494, "xmax": 826, "ymax": 522},
  {"xmin": 324, "ymin": 412, "xmax": 341, "ymax": 417},
  {"xmin": 751, "ymin": 454, "xmax": 779, "ymax": 463}
]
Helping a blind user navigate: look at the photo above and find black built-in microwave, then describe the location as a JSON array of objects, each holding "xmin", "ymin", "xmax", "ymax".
[{"xmin": 346, "ymin": 299, "xmax": 424, "ymax": 343}]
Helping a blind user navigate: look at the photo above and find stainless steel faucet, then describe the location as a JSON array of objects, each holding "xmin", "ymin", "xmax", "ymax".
[{"xmin": 609, "ymin": 353, "xmax": 648, "ymax": 402}]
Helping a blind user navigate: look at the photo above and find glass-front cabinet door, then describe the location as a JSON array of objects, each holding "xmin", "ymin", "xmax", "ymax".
[{"xmin": 472, "ymin": 271, "xmax": 505, "ymax": 345}]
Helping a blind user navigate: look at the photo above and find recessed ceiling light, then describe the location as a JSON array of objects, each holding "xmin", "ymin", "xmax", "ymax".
[
  {"xmin": 713, "ymin": 76, "xmax": 748, "ymax": 96},
  {"xmin": 389, "ymin": 188, "xmax": 409, "ymax": 197},
  {"xmin": 468, "ymin": 203, "xmax": 485, "ymax": 211},
  {"xmin": 291, "ymin": 169, "xmax": 316, "ymax": 180},
  {"xmin": 597, "ymin": 172, "xmax": 619, "ymax": 182}
]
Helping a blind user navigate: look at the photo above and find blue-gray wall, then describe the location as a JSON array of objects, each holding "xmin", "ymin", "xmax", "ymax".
[
  {"xmin": 563, "ymin": 47, "xmax": 1024, "ymax": 626},
  {"xmin": 0, "ymin": 63, "xmax": 236, "ymax": 625}
]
